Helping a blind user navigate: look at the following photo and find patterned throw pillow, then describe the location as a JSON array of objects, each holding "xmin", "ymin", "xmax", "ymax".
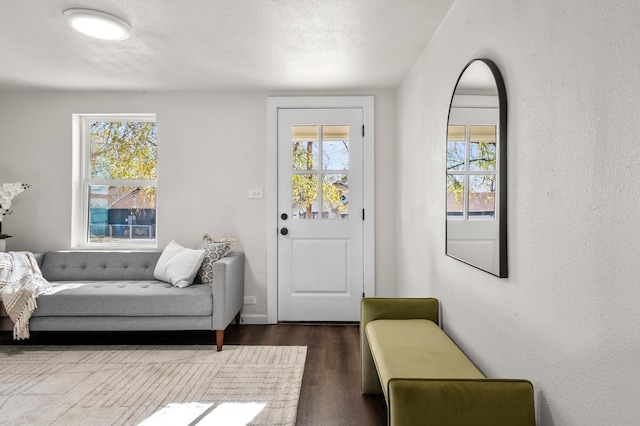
[{"xmin": 196, "ymin": 235, "xmax": 236, "ymax": 284}]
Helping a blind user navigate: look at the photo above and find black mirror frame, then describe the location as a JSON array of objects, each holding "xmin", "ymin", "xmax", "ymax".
[{"xmin": 446, "ymin": 58, "xmax": 508, "ymax": 277}]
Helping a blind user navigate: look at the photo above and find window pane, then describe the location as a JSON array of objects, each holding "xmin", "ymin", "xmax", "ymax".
[
  {"xmin": 447, "ymin": 142, "xmax": 466, "ymax": 171},
  {"xmin": 468, "ymin": 175, "xmax": 495, "ymax": 219},
  {"xmin": 447, "ymin": 125, "xmax": 466, "ymax": 171},
  {"xmin": 448, "ymin": 125, "xmax": 466, "ymax": 141},
  {"xmin": 469, "ymin": 125, "xmax": 496, "ymax": 142},
  {"xmin": 323, "ymin": 140, "xmax": 349, "ymax": 171},
  {"xmin": 469, "ymin": 125, "xmax": 496, "ymax": 172},
  {"xmin": 88, "ymin": 185, "xmax": 156, "ymax": 243},
  {"xmin": 322, "ymin": 125, "xmax": 349, "ymax": 141},
  {"xmin": 469, "ymin": 141, "xmax": 496, "ymax": 171},
  {"xmin": 323, "ymin": 174, "xmax": 349, "ymax": 219},
  {"xmin": 292, "ymin": 174, "xmax": 318, "ymax": 219},
  {"xmin": 90, "ymin": 121, "xmax": 157, "ymax": 180},
  {"xmin": 322, "ymin": 125, "xmax": 349, "ymax": 171},
  {"xmin": 447, "ymin": 175, "xmax": 464, "ymax": 219},
  {"xmin": 292, "ymin": 126, "xmax": 319, "ymax": 171}
]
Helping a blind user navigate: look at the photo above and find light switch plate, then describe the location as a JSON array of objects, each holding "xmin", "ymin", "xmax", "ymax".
[{"xmin": 248, "ymin": 188, "xmax": 263, "ymax": 199}]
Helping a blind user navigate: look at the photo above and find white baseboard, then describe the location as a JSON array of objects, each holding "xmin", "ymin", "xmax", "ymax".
[{"xmin": 240, "ymin": 314, "xmax": 268, "ymax": 325}]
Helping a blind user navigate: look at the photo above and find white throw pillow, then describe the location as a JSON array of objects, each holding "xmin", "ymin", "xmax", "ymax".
[{"xmin": 154, "ymin": 240, "xmax": 205, "ymax": 288}]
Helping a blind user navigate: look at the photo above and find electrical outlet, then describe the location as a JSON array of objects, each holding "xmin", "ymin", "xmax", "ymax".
[{"xmin": 244, "ymin": 296, "xmax": 257, "ymax": 305}]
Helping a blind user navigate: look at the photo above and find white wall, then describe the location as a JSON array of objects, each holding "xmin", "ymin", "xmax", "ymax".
[
  {"xmin": 397, "ymin": 0, "xmax": 640, "ymax": 425},
  {"xmin": 0, "ymin": 89, "xmax": 397, "ymax": 318}
]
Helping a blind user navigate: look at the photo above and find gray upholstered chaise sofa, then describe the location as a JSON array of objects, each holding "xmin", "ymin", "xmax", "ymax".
[{"xmin": 0, "ymin": 250, "xmax": 244, "ymax": 351}]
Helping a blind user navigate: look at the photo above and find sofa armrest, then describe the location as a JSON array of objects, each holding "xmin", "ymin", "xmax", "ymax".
[
  {"xmin": 361, "ymin": 298, "xmax": 440, "ymax": 395},
  {"xmin": 211, "ymin": 252, "xmax": 245, "ymax": 331},
  {"xmin": 388, "ymin": 378, "xmax": 535, "ymax": 426}
]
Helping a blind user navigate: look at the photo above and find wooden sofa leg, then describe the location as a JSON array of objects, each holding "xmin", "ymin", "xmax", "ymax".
[
  {"xmin": 235, "ymin": 311, "xmax": 241, "ymax": 325},
  {"xmin": 216, "ymin": 330, "xmax": 224, "ymax": 351}
]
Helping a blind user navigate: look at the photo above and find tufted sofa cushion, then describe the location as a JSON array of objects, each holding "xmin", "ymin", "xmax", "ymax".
[
  {"xmin": 35, "ymin": 251, "xmax": 212, "ymax": 317},
  {"xmin": 41, "ymin": 251, "xmax": 162, "ymax": 281},
  {"xmin": 34, "ymin": 280, "xmax": 213, "ymax": 317}
]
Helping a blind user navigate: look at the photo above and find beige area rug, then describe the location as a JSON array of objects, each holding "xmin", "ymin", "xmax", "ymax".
[{"xmin": 0, "ymin": 345, "xmax": 307, "ymax": 426}]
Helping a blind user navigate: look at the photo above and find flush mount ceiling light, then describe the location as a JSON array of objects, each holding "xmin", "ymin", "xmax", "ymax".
[{"xmin": 63, "ymin": 8, "xmax": 131, "ymax": 41}]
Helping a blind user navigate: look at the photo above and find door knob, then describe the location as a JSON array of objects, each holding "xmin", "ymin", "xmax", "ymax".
[
  {"xmin": 280, "ymin": 228, "xmax": 289, "ymax": 235},
  {"xmin": 281, "ymin": 213, "xmax": 288, "ymax": 220}
]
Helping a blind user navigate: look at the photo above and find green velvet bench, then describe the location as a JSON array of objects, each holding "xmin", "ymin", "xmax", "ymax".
[{"xmin": 361, "ymin": 298, "xmax": 536, "ymax": 425}]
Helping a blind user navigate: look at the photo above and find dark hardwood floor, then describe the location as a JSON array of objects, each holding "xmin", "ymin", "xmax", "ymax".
[
  {"xmin": 227, "ymin": 324, "xmax": 387, "ymax": 426},
  {"xmin": 0, "ymin": 323, "xmax": 387, "ymax": 426}
]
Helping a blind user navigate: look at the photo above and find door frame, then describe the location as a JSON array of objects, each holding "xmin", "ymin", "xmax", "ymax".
[{"xmin": 266, "ymin": 96, "xmax": 375, "ymax": 324}]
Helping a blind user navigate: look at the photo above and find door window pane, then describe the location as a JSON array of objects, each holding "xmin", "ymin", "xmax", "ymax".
[
  {"xmin": 447, "ymin": 175, "xmax": 464, "ymax": 219},
  {"xmin": 447, "ymin": 142, "xmax": 466, "ymax": 171},
  {"xmin": 292, "ymin": 174, "xmax": 318, "ymax": 219},
  {"xmin": 469, "ymin": 141, "xmax": 496, "ymax": 171},
  {"xmin": 322, "ymin": 125, "xmax": 349, "ymax": 140},
  {"xmin": 322, "ymin": 125, "xmax": 349, "ymax": 171},
  {"xmin": 469, "ymin": 125, "xmax": 496, "ymax": 171},
  {"xmin": 291, "ymin": 124, "xmax": 352, "ymax": 220},
  {"xmin": 323, "ymin": 141, "xmax": 349, "ymax": 171},
  {"xmin": 292, "ymin": 126, "xmax": 319, "ymax": 171},
  {"xmin": 323, "ymin": 174, "xmax": 349, "ymax": 219},
  {"xmin": 447, "ymin": 125, "xmax": 466, "ymax": 171},
  {"xmin": 468, "ymin": 175, "xmax": 495, "ymax": 219},
  {"xmin": 469, "ymin": 125, "xmax": 496, "ymax": 142}
]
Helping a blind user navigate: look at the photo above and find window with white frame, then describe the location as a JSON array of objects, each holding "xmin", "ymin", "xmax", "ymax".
[
  {"xmin": 446, "ymin": 106, "xmax": 498, "ymax": 221},
  {"xmin": 73, "ymin": 114, "xmax": 157, "ymax": 247}
]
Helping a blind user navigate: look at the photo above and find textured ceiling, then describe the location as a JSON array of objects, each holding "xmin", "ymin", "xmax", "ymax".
[{"xmin": 0, "ymin": 0, "xmax": 455, "ymax": 91}]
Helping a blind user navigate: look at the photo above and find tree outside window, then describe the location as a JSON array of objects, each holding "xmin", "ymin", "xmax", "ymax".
[{"xmin": 83, "ymin": 118, "xmax": 157, "ymax": 244}]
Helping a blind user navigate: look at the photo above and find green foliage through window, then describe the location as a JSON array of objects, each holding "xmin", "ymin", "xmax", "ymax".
[{"xmin": 90, "ymin": 121, "xmax": 157, "ymax": 180}]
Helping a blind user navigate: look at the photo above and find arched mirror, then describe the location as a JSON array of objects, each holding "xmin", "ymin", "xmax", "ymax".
[{"xmin": 446, "ymin": 59, "xmax": 507, "ymax": 277}]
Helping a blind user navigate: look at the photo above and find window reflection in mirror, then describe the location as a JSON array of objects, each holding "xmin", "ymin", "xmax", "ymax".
[{"xmin": 446, "ymin": 59, "xmax": 507, "ymax": 277}]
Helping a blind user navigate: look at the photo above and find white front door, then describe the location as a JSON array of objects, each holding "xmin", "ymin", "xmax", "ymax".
[{"xmin": 277, "ymin": 108, "xmax": 364, "ymax": 321}]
